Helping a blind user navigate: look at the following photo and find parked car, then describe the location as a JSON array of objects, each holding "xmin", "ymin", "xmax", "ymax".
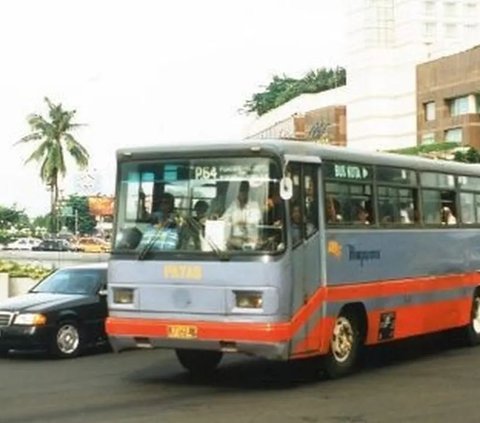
[
  {"xmin": 32, "ymin": 239, "xmax": 71, "ymax": 252},
  {"xmin": 0, "ymin": 263, "xmax": 108, "ymax": 357},
  {"xmin": 5, "ymin": 237, "xmax": 42, "ymax": 251},
  {"xmin": 74, "ymin": 237, "xmax": 111, "ymax": 253}
]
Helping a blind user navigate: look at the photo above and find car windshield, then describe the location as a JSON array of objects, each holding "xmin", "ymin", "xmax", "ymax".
[
  {"xmin": 113, "ymin": 156, "xmax": 286, "ymax": 257},
  {"xmin": 31, "ymin": 268, "xmax": 106, "ymax": 295}
]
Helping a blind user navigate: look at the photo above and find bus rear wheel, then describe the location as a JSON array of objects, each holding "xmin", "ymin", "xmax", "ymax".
[
  {"xmin": 324, "ymin": 312, "xmax": 362, "ymax": 379},
  {"xmin": 175, "ymin": 349, "xmax": 223, "ymax": 375},
  {"xmin": 463, "ymin": 292, "xmax": 480, "ymax": 346}
]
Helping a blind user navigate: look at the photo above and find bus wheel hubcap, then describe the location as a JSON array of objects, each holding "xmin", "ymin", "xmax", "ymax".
[
  {"xmin": 472, "ymin": 298, "xmax": 480, "ymax": 334},
  {"xmin": 331, "ymin": 317, "xmax": 354, "ymax": 363}
]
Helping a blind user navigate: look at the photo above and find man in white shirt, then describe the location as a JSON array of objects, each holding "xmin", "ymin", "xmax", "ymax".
[{"xmin": 222, "ymin": 181, "xmax": 262, "ymax": 250}]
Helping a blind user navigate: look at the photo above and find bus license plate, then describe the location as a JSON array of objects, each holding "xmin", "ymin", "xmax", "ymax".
[{"xmin": 167, "ymin": 325, "xmax": 198, "ymax": 339}]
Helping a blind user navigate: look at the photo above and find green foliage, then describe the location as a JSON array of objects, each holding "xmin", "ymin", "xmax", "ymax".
[
  {"xmin": 0, "ymin": 205, "xmax": 30, "ymax": 230},
  {"xmin": 389, "ymin": 142, "xmax": 460, "ymax": 156},
  {"xmin": 0, "ymin": 260, "xmax": 52, "ymax": 279},
  {"xmin": 16, "ymin": 97, "xmax": 90, "ymax": 234},
  {"xmin": 62, "ymin": 195, "xmax": 96, "ymax": 235},
  {"xmin": 453, "ymin": 147, "xmax": 480, "ymax": 163},
  {"xmin": 243, "ymin": 67, "xmax": 346, "ymax": 116}
]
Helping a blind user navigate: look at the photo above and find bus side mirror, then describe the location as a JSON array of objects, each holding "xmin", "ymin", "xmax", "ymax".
[{"xmin": 280, "ymin": 177, "xmax": 293, "ymax": 200}]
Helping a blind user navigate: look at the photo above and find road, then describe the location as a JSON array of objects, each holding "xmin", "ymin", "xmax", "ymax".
[{"xmin": 1, "ymin": 331, "xmax": 480, "ymax": 423}]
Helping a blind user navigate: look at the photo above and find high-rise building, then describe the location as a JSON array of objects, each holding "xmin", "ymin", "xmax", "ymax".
[{"xmin": 347, "ymin": 0, "xmax": 480, "ymax": 151}]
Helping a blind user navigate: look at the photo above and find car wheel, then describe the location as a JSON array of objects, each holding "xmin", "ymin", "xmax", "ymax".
[
  {"xmin": 175, "ymin": 349, "xmax": 222, "ymax": 375},
  {"xmin": 51, "ymin": 321, "xmax": 82, "ymax": 358}
]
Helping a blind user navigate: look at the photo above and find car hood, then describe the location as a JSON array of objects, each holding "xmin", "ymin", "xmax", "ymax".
[{"xmin": 0, "ymin": 293, "xmax": 93, "ymax": 313}]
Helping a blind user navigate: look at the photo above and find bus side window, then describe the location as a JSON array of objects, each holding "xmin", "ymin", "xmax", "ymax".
[{"xmin": 303, "ymin": 165, "xmax": 318, "ymax": 237}]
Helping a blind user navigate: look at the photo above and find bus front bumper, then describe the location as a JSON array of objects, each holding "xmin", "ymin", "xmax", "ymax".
[{"xmin": 106, "ymin": 316, "xmax": 292, "ymax": 360}]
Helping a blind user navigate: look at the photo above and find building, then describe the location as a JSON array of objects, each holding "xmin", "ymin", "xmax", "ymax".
[
  {"xmin": 245, "ymin": 1, "xmax": 480, "ymax": 151},
  {"xmin": 417, "ymin": 44, "xmax": 480, "ymax": 148},
  {"xmin": 347, "ymin": 0, "xmax": 480, "ymax": 151}
]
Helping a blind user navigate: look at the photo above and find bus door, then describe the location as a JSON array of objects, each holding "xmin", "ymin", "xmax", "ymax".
[{"xmin": 288, "ymin": 162, "xmax": 321, "ymax": 350}]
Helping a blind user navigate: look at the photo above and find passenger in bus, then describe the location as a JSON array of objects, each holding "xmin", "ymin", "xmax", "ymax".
[
  {"xmin": 145, "ymin": 192, "xmax": 179, "ymax": 250},
  {"xmin": 151, "ymin": 192, "xmax": 177, "ymax": 227},
  {"xmin": 442, "ymin": 206, "xmax": 457, "ymax": 225},
  {"xmin": 264, "ymin": 182, "xmax": 284, "ymax": 227},
  {"xmin": 291, "ymin": 203, "xmax": 315, "ymax": 244},
  {"xmin": 354, "ymin": 206, "xmax": 370, "ymax": 225},
  {"xmin": 180, "ymin": 200, "xmax": 209, "ymax": 250},
  {"xmin": 326, "ymin": 196, "xmax": 342, "ymax": 223},
  {"xmin": 223, "ymin": 181, "xmax": 262, "ymax": 250}
]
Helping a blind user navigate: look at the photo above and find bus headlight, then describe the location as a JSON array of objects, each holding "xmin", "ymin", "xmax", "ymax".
[
  {"xmin": 113, "ymin": 288, "xmax": 134, "ymax": 304},
  {"xmin": 234, "ymin": 291, "xmax": 263, "ymax": 309},
  {"xmin": 14, "ymin": 313, "xmax": 47, "ymax": 326}
]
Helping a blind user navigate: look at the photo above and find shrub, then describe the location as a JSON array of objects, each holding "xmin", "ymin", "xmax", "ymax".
[{"xmin": 0, "ymin": 260, "xmax": 52, "ymax": 279}]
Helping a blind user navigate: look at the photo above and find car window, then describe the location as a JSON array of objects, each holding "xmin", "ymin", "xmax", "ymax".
[{"xmin": 32, "ymin": 269, "xmax": 107, "ymax": 295}]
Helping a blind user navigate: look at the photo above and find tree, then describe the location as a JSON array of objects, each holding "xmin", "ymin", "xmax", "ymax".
[
  {"xmin": 62, "ymin": 195, "xmax": 97, "ymax": 235},
  {"xmin": 453, "ymin": 147, "xmax": 480, "ymax": 163},
  {"xmin": 16, "ymin": 97, "xmax": 89, "ymax": 234},
  {"xmin": 242, "ymin": 67, "xmax": 346, "ymax": 116}
]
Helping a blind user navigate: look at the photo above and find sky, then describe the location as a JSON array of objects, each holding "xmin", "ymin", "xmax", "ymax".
[{"xmin": 0, "ymin": 0, "xmax": 347, "ymax": 216}]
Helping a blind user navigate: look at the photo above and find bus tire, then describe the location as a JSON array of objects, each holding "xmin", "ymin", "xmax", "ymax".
[
  {"xmin": 463, "ymin": 291, "xmax": 480, "ymax": 346},
  {"xmin": 175, "ymin": 349, "xmax": 222, "ymax": 375},
  {"xmin": 324, "ymin": 311, "xmax": 362, "ymax": 379}
]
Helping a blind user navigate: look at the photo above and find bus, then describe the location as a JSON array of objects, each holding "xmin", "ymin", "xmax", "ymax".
[{"xmin": 106, "ymin": 140, "xmax": 480, "ymax": 378}]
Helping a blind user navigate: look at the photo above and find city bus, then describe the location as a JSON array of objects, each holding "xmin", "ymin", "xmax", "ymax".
[{"xmin": 106, "ymin": 140, "xmax": 480, "ymax": 378}]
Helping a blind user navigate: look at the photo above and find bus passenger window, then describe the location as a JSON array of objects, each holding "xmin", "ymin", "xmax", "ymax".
[
  {"xmin": 326, "ymin": 196, "xmax": 342, "ymax": 223},
  {"xmin": 303, "ymin": 165, "xmax": 318, "ymax": 237}
]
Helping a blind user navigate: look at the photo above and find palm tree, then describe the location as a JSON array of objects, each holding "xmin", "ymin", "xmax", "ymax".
[{"xmin": 16, "ymin": 97, "xmax": 89, "ymax": 233}]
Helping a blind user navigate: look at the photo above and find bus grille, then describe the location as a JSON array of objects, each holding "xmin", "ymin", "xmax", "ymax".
[{"xmin": 0, "ymin": 312, "xmax": 13, "ymax": 327}]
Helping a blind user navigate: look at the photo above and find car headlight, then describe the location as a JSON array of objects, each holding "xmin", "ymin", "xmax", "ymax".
[
  {"xmin": 14, "ymin": 313, "xmax": 47, "ymax": 326},
  {"xmin": 234, "ymin": 291, "xmax": 263, "ymax": 309}
]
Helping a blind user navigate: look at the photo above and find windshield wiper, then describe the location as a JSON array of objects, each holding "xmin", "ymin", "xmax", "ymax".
[{"xmin": 137, "ymin": 224, "xmax": 167, "ymax": 260}]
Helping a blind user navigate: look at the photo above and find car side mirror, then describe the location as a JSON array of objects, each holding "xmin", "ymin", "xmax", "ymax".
[{"xmin": 98, "ymin": 288, "xmax": 108, "ymax": 297}]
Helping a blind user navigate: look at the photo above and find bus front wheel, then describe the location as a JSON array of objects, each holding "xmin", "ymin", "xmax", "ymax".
[
  {"xmin": 324, "ymin": 311, "xmax": 362, "ymax": 379},
  {"xmin": 463, "ymin": 292, "xmax": 480, "ymax": 346},
  {"xmin": 175, "ymin": 349, "xmax": 223, "ymax": 375}
]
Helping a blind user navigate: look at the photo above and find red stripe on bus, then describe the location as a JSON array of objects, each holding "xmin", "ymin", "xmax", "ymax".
[
  {"xmin": 291, "ymin": 297, "xmax": 472, "ymax": 356},
  {"xmin": 107, "ymin": 273, "xmax": 478, "ymax": 350},
  {"xmin": 326, "ymin": 273, "xmax": 475, "ymax": 302},
  {"xmin": 106, "ymin": 317, "xmax": 292, "ymax": 343}
]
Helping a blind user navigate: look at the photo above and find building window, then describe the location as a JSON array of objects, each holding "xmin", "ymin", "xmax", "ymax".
[
  {"xmin": 465, "ymin": 24, "xmax": 478, "ymax": 39},
  {"xmin": 444, "ymin": 2, "xmax": 457, "ymax": 17},
  {"xmin": 424, "ymin": 102, "xmax": 436, "ymax": 121},
  {"xmin": 424, "ymin": 22, "xmax": 437, "ymax": 38},
  {"xmin": 445, "ymin": 128, "xmax": 463, "ymax": 143},
  {"xmin": 449, "ymin": 96, "xmax": 469, "ymax": 116},
  {"xmin": 425, "ymin": 1, "xmax": 435, "ymax": 15},
  {"xmin": 445, "ymin": 23, "xmax": 458, "ymax": 38},
  {"xmin": 421, "ymin": 133, "xmax": 435, "ymax": 145}
]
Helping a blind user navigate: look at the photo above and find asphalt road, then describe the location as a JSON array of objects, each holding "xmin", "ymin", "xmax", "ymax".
[{"xmin": 1, "ymin": 331, "xmax": 480, "ymax": 423}]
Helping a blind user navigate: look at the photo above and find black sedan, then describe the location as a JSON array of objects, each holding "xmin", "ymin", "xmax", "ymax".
[{"xmin": 0, "ymin": 263, "xmax": 108, "ymax": 358}]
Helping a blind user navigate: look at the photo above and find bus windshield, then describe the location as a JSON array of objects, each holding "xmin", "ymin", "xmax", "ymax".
[{"xmin": 113, "ymin": 156, "xmax": 285, "ymax": 256}]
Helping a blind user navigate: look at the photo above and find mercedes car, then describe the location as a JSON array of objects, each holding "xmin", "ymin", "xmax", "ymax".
[{"xmin": 0, "ymin": 263, "xmax": 108, "ymax": 358}]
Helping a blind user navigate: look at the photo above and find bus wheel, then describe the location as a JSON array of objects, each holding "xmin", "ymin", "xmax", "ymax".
[
  {"xmin": 324, "ymin": 312, "xmax": 361, "ymax": 379},
  {"xmin": 175, "ymin": 349, "xmax": 223, "ymax": 375},
  {"xmin": 463, "ymin": 292, "xmax": 480, "ymax": 346}
]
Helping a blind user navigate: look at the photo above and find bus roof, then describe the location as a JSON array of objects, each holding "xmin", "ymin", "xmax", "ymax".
[{"xmin": 116, "ymin": 139, "xmax": 480, "ymax": 177}]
